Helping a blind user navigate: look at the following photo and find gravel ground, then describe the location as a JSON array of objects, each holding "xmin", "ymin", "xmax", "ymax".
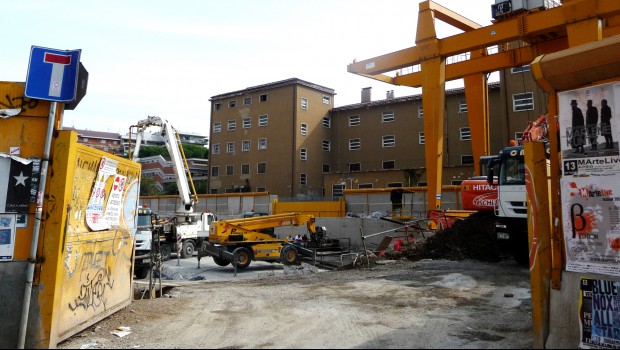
[{"xmin": 57, "ymin": 258, "xmax": 533, "ymax": 349}]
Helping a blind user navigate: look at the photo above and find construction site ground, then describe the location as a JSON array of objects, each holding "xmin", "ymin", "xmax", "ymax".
[{"xmin": 57, "ymin": 255, "xmax": 533, "ymax": 349}]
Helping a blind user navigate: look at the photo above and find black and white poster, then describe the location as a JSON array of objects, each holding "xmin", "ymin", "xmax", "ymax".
[
  {"xmin": 560, "ymin": 82, "xmax": 620, "ymax": 177},
  {"xmin": 0, "ymin": 154, "xmax": 34, "ymax": 213},
  {"xmin": 580, "ymin": 278, "xmax": 620, "ymax": 349}
]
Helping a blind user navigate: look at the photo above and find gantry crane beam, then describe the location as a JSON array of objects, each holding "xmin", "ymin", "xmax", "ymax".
[
  {"xmin": 348, "ymin": 0, "xmax": 620, "ymax": 210},
  {"xmin": 349, "ymin": 0, "xmax": 620, "ymax": 77}
]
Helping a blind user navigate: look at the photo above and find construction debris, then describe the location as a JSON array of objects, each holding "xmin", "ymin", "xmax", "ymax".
[{"xmin": 385, "ymin": 212, "xmax": 511, "ymax": 263}]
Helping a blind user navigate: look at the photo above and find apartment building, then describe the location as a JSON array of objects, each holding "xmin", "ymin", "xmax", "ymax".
[
  {"xmin": 63, "ymin": 128, "xmax": 124, "ymax": 156},
  {"xmin": 208, "ymin": 78, "xmax": 335, "ymax": 198},
  {"xmin": 209, "ymin": 68, "xmax": 547, "ymax": 199}
]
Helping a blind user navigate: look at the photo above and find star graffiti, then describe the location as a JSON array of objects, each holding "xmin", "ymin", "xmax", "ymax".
[{"xmin": 13, "ymin": 172, "xmax": 29, "ymax": 187}]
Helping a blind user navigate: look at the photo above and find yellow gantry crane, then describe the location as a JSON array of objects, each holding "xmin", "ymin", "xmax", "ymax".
[
  {"xmin": 348, "ymin": 1, "xmax": 620, "ymax": 347},
  {"xmin": 348, "ymin": 0, "xmax": 620, "ymax": 210}
]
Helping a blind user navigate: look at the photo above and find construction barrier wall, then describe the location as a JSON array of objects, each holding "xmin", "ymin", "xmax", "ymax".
[
  {"xmin": 343, "ymin": 186, "xmax": 463, "ymax": 218},
  {"xmin": 140, "ymin": 192, "xmax": 274, "ymax": 219},
  {"xmin": 272, "ymin": 197, "xmax": 345, "ymax": 217},
  {"xmin": 32, "ymin": 131, "xmax": 141, "ymax": 348},
  {"xmin": 0, "ymin": 82, "xmax": 51, "ymax": 349}
]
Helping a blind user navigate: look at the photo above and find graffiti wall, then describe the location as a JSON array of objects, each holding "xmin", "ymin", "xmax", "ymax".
[{"xmin": 36, "ymin": 131, "xmax": 140, "ymax": 346}]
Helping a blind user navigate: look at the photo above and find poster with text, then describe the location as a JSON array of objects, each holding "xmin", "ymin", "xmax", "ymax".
[
  {"xmin": 0, "ymin": 215, "xmax": 16, "ymax": 261},
  {"xmin": 580, "ymin": 278, "xmax": 620, "ymax": 349},
  {"xmin": 562, "ymin": 176, "xmax": 620, "ymax": 276},
  {"xmin": 85, "ymin": 156, "xmax": 118, "ymax": 231},
  {"xmin": 560, "ymin": 82, "xmax": 620, "ymax": 177}
]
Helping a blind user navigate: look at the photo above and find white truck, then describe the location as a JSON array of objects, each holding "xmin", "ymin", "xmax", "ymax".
[{"xmin": 131, "ymin": 116, "xmax": 214, "ymax": 278}]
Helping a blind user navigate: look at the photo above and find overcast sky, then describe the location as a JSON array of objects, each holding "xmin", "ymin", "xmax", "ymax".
[{"xmin": 2, "ymin": 0, "xmax": 495, "ymax": 137}]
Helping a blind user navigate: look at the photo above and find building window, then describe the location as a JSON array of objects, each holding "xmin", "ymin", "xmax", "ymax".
[
  {"xmin": 349, "ymin": 115, "xmax": 360, "ymax": 126},
  {"xmin": 459, "ymin": 101, "xmax": 468, "ymax": 113},
  {"xmin": 513, "ymin": 92, "xmax": 534, "ymax": 111},
  {"xmin": 259, "ymin": 115, "xmax": 268, "ymax": 127},
  {"xmin": 300, "ymin": 123, "xmax": 308, "ymax": 136},
  {"xmin": 212, "ymin": 143, "xmax": 220, "ymax": 154},
  {"xmin": 387, "ymin": 182, "xmax": 403, "ymax": 188},
  {"xmin": 383, "ymin": 160, "xmax": 395, "ymax": 170},
  {"xmin": 349, "ymin": 138, "xmax": 361, "ymax": 150},
  {"xmin": 213, "ymin": 122, "xmax": 221, "ymax": 133},
  {"xmin": 244, "ymin": 97, "xmax": 252, "ymax": 105},
  {"xmin": 358, "ymin": 183, "xmax": 373, "ymax": 189},
  {"xmin": 256, "ymin": 187, "xmax": 266, "ymax": 192},
  {"xmin": 300, "ymin": 148, "xmax": 307, "ymax": 161},
  {"xmin": 211, "ymin": 166, "xmax": 219, "ymax": 177},
  {"xmin": 243, "ymin": 117, "xmax": 251, "ymax": 129},
  {"xmin": 322, "ymin": 164, "xmax": 331, "ymax": 173},
  {"xmin": 333, "ymin": 184, "xmax": 345, "ymax": 198},
  {"xmin": 322, "ymin": 140, "xmax": 331, "ymax": 151},
  {"xmin": 242, "ymin": 140, "xmax": 250, "ymax": 152},
  {"xmin": 226, "ymin": 165, "xmax": 234, "ymax": 176},
  {"xmin": 301, "ymin": 97, "xmax": 308, "ymax": 110},
  {"xmin": 300, "ymin": 173, "xmax": 307, "ymax": 186},
  {"xmin": 228, "ymin": 100, "xmax": 236, "ymax": 108},
  {"xmin": 451, "ymin": 180, "xmax": 464, "ymax": 185},
  {"xmin": 382, "ymin": 110, "xmax": 395, "ymax": 122},
  {"xmin": 511, "ymin": 65, "xmax": 530, "ymax": 73},
  {"xmin": 418, "ymin": 105, "xmax": 424, "ymax": 118},
  {"xmin": 214, "ymin": 103, "xmax": 222, "ymax": 111},
  {"xmin": 227, "ymin": 142, "xmax": 235, "ymax": 153},
  {"xmin": 460, "ymin": 127, "xmax": 471, "ymax": 141},
  {"xmin": 419, "ymin": 132, "xmax": 425, "ymax": 145},
  {"xmin": 349, "ymin": 163, "xmax": 361, "ymax": 172},
  {"xmin": 323, "ymin": 116, "xmax": 331, "ymax": 128},
  {"xmin": 210, "ymin": 188, "xmax": 219, "ymax": 194},
  {"xmin": 417, "ymin": 181, "xmax": 427, "ymax": 187},
  {"xmin": 461, "ymin": 155, "xmax": 474, "ymax": 165},
  {"xmin": 258, "ymin": 138, "xmax": 267, "ymax": 150},
  {"xmin": 323, "ymin": 96, "xmax": 331, "ymax": 105},
  {"xmin": 241, "ymin": 163, "xmax": 250, "ymax": 175},
  {"xmin": 382, "ymin": 135, "xmax": 395, "ymax": 148},
  {"xmin": 257, "ymin": 162, "xmax": 266, "ymax": 174},
  {"xmin": 260, "ymin": 94, "xmax": 268, "ymax": 102},
  {"xmin": 228, "ymin": 120, "xmax": 236, "ymax": 131}
]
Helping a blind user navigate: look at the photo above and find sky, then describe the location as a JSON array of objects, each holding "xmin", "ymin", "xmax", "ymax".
[{"xmin": 2, "ymin": 0, "xmax": 495, "ymax": 137}]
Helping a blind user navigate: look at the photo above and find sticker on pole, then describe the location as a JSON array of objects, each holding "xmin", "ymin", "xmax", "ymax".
[{"xmin": 25, "ymin": 46, "xmax": 81, "ymax": 102}]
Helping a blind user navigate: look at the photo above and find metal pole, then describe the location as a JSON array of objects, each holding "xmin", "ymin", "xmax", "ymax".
[
  {"xmin": 18, "ymin": 102, "xmax": 58, "ymax": 349},
  {"xmin": 360, "ymin": 227, "xmax": 369, "ymax": 268}
]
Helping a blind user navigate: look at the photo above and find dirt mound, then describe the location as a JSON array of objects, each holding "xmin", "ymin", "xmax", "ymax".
[
  {"xmin": 397, "ymin": 212, "xmax": 511, "ymax": 262},
  {"xmin": 425, "ymin": 212, "xmax": 509, "ymax": 262}
]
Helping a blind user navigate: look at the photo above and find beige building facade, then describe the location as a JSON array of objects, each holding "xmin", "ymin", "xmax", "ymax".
[
  {"xmin": 208, "ymin": 78, "xmax": 335, "ymax": 199},
  {"xmin": 209, "ymin": 69, "xmax": 548, "ymax": 200}
]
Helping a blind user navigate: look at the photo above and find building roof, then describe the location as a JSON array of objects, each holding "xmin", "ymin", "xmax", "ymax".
[
  {"xmin": 62, "ymin": 127, "xmax": 121, "ymax": 140},
  {"xmin": 331, "ymin": 82, "xmax": 501, "ymax": 112},
  {"xmin": 210, "ymin": 78, "xmax": 336, "ymax": 101}
]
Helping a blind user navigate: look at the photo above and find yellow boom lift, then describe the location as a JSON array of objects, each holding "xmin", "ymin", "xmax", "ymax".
[{"xmin": 197, "ymin": 212, "xmax": 328, "ymax": 270}]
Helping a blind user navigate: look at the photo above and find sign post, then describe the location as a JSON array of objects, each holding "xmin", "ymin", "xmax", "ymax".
[{"xmin": 25, "ymin": 46, "xmax": 81, "ymax": 102}]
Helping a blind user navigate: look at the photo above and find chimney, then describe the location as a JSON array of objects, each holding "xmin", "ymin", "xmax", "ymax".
[
  {"xmin": 361, "ymin": 87, "xmax": 372, "ymax": 103},
  {"xmin": 386, "ymin": 90, "xmax": 394, "ymax": 99}
]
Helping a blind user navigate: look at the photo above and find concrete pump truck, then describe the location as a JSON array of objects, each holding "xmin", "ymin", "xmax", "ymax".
[{"xmin": 130, "ymin": 116, "xmax": 215, "ymax": 278}]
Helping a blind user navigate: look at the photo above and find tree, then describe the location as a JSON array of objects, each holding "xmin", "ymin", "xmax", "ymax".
[
  {"xmin": 139, "ymin": 146, "xmax": 169, "ymax": 158},
  {"xmin": 181, "ymin": 144, "xmax": 209, "ymax": 159},
  {"xmin": 139, "ymin": 177, "xmax": 161, "ymax": 196}
]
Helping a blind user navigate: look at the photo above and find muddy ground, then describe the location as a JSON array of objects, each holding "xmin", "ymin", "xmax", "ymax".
[{"xmin": 57, "ymin": 258, "xmax": 532, "ymax": 349}]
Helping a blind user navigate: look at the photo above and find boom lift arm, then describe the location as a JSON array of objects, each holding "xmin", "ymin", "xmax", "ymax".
[
  {"xmin": 130, "ymin": 115, "xmax": 198, "ymax": 214},
  {"xmin": 209, "ymin": 212, "xmax": 325, "ymax": 244}
]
